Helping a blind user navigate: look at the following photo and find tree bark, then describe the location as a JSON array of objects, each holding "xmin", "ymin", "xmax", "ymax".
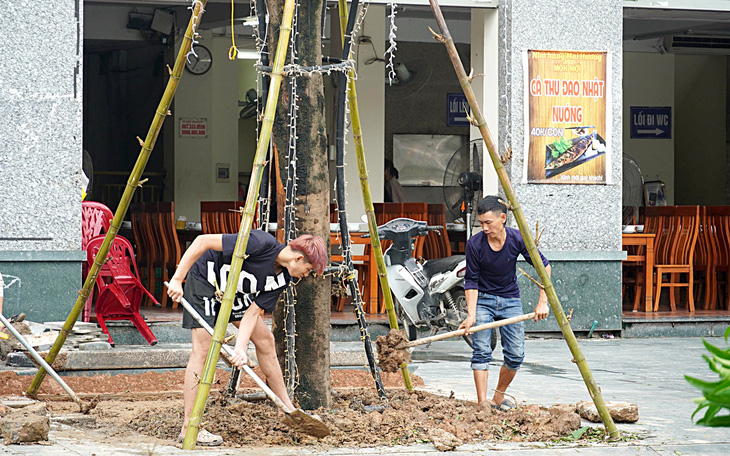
[{"xmin": 268, "ymin": 0, "xmax": 331, "ymax": 410}]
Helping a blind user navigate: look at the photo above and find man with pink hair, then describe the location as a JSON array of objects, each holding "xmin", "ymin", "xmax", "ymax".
[{"xmin": 166, "ymin": 230, "xmax": 327, "ymax": 446}]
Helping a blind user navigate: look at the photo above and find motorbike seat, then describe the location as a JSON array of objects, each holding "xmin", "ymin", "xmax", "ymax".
[{"xmin": 422, "ymin": 255, "xmax": 466, "ymax": 280}]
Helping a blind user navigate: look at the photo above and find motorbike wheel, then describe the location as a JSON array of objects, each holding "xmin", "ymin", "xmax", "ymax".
[
  {"xmin": 449, "ymin": 288, "xmax": 497, "ymax": 351},
  {"xmin": 395, "ymin": 298, "xmax": 418, "ymax": 341}
]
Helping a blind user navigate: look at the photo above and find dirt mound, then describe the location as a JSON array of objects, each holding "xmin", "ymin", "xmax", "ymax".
[
  {"xmin": 2, "ymin": 368, "xmax": 611, "ymax": 450},
  {"xmin": 125, "ymin": 388, "xmax": 585, "ymax": 447},
  {"xmin": 376, "ymin": 329, "xmax": 411, "ymax": 373}
]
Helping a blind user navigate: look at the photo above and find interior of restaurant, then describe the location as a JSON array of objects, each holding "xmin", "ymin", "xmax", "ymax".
[{"xmin": 81, "ymin": 2, "xmax": 730, "ymax": 320}]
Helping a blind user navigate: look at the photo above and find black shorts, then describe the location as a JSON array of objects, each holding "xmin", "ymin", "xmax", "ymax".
[{"xmin": 181, "ymin": 275, "xmax": 252, "ymax": 329}]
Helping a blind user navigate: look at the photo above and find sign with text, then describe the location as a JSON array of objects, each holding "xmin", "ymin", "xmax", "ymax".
[
  {"xmin": 447, "ymin": 93, "xmax": 469, "ymax": 127},
  {"xmin": 179, "ymin": 118, "xmax": 207, "ymax": 138},
  {"xmin": 629, "ymin": 107, "xmax": 671, "ymax": 139},
  {"xmin": 523, "ymin": 50, "xmax": 610, "ymax": 184}
]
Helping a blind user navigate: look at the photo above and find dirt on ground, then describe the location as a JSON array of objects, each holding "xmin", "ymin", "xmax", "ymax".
[{"xmin": 0, "ymin": 368, "xmax": 601, "ymax": 449}]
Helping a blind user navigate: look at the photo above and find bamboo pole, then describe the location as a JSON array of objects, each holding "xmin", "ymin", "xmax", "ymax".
[
  {"xmin": 334, "ymin": 0, "xmax": 387, "ymax": 399},
  {"xmin": 427, "ymin": 0, "xmax": 619, "ymax": 438},
  {"xmin": 27, "ymin": 0, "xmax": 209, "ymax": 398},
  {"xmin": 182, "ymin": 0, "xmax": 296, "ymax": 449},
  {"xmin": 337, "ymin": 0, "xmax": 413, "ymax": 391}
]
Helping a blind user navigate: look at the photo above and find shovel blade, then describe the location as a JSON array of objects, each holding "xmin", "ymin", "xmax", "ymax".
[{"xmin": 283, "ymin": 409, "xmax": 330, "ymax": 438}]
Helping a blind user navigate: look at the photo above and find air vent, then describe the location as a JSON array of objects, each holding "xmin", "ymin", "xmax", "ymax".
[{"xmin": 664, "ymin": 35, "xmax": 730, "ymax": 54}]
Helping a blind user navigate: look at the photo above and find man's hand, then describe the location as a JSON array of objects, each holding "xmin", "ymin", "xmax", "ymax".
[
  {"xmin": 534, "ymin": 296, "xmax": 549, "ymax": 321},
  {"xmin": 166, "ymin": 278, "xmax": 184, "ymax": 303},
  {"xmin": 228, "ymin": 345, "xmax": 249, "ymax": 368},
  {"xmin": 459, "ymin": 314, "xmax": 476, "ymax": 335}
]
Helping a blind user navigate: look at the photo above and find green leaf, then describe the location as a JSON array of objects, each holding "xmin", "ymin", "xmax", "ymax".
[
  {"xmin": 570, "ymin": 426, "xmax": 589, "ymax": 439},
  {"xmin": 702, "ymin": 339, "xmax": 730, "ymax": 361},
  {"xmin": 724, "ymin": 325, "xmax": 730, "ymax": 342},
  {"xmin": 697, "ymin": 414, "xmax": 730, "ymax": 427},
  {"xmin": 685, "ymin": 375, "xmax": 723, "ymax": 396}
]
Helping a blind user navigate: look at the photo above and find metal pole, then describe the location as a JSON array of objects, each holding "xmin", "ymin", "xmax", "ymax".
[{"xmin": 0, "ymin": 313, "xmax": 85, "ymax": 411}]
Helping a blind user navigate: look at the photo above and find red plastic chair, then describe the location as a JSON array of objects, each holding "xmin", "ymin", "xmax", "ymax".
[
  {"xmin": 81, "ymin": 201, "xmax": 113, "ymax": 322},
  {"xmin": 86, "ymin": 236, "xmax": 158, "ymax": 346}
]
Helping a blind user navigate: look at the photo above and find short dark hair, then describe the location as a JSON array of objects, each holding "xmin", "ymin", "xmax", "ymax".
[
  {"xmin": 477, "ymin": 195, "xmax": 507, "ymax": 216},
  {"xmin": 384, "ymin": 160, "xmax": 399, "ymax": 179}
]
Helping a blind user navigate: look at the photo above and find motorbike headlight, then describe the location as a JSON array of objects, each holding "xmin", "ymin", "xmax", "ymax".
[{"xmin": 456, "ymin": 267, "xmax": 466, "ymax": 278}]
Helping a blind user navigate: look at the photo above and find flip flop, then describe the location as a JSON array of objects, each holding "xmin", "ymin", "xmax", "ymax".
[
  {"xmin": 490, "ymin": 397, "xmax": 516, "ymax": 412},
  {"xmin": 177, "ymin": 429, "xmax": 223, "ymax": 446}
]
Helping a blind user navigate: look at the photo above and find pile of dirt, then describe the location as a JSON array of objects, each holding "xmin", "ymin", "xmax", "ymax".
[
  {"xmin": 0, "ymin": 369, "xmax": 604, "ymax": 449},
  {"xmin": 126, "ymin": 388, "xmax": 586, "ymax": 447},
  {"xmin": 375, "ymin": 329, "xmax": 412, "ymax": 373}
]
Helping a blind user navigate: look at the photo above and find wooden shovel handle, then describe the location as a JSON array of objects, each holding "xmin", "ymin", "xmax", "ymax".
[
  {"xmin": 397, "ymin": 312, "xmax": 536, "ymax": 349},
  {"xmin": 167, "ymin": 283, "xmax": 295, "ymax": 414}
]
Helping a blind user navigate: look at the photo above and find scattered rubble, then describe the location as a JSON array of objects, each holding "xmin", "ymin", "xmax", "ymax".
[{"xmin": 577, "ymin": 400, "xmax": 639, "ymax": 423}]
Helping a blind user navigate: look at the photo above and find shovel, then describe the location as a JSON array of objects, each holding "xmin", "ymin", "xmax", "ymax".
[
  {"xmin": 395, "ymin": 312, "xmax": 536, "ymax": 350},
  {"xmin": 171, "ymin": 288, "xmax": 330, "ymax": 438}
]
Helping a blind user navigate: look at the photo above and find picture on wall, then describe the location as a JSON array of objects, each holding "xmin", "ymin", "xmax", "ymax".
[{"xmin": 523, "ymin": 50, "xmax": 610, "ymax": 184}]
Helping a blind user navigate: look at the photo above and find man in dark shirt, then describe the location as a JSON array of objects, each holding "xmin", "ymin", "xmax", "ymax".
[
  {"xmin": 459, "ymin": 196, "xmax": 551, "ymax": 411},
  {"xmin": 166, "ymin": 230, "xmax": 327, "ymax": 445}
]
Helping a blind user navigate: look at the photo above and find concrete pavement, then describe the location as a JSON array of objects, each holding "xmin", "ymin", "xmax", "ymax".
[{"xmin": 1, "ymin": 336, "xmax": 729, "ymax": 455}]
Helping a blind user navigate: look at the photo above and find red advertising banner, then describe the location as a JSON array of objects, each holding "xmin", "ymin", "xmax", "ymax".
[{"xmin": 523, "ymin": 50, "xmax": 610, "ymax": 184}]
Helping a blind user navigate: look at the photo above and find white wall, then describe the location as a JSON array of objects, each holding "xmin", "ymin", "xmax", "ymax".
[
  {"xmin": 174, "ymin": 34, "xmax": 240, "ymax": 221},
  {"xmin": 622, "ymin": 52, "xmax": 676, "ymax": 204},
  {"xmin": 674, "ymin": 54, "xmax": 726, "ymax": 205}
]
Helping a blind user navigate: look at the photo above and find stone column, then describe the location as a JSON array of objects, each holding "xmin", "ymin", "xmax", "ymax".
[
  {"xmin": 499, "ymin": 0, "xmax": 624, "ymax": 331},
  {"xmin": 0, "ymin": 2, "xmax": 85, "ymax": 321}
]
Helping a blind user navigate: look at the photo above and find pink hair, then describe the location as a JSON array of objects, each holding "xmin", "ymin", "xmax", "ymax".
[{"xmin": 289, "ymin": 234, "xmax": 327, "ymax": 275}]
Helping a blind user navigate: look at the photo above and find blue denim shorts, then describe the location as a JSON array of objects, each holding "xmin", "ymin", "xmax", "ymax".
[{"xmin": 470, "ymin": 291, "xmax": 525, "ymax": 372}]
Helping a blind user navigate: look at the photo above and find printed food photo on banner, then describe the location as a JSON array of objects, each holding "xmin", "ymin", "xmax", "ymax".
[{"xmin": 523, "ymin": 50, "xmax": 610, "ymax": 184}]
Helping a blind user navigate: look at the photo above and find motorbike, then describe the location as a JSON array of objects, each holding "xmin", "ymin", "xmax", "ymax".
[{"xmin": 367, "ymin": 217, "xmax": 496, "ymax": 349}]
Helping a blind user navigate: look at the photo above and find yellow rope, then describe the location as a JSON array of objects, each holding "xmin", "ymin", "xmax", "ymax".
[{"xmin": 228, "ymin": 0, "xmax": 238, "ymax": 60}]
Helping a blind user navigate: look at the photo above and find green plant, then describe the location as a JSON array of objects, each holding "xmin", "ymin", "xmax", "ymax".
[{"xmin": 685, "ymin": 326, "xmax": 730, "ymax": 426}]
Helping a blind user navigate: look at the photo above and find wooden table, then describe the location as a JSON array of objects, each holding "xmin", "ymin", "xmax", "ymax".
[
  {"xmin": 330, "ymin": 231, "xmax": 378, "ymax": 313},
  {"xmin": 622, "ymin": 233, "xmax": 655, "ymax": 312}
]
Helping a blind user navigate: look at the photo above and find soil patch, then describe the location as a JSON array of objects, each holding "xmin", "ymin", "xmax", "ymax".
[{"xmin": 1, "ymin": 369, "xmax": 606, "ymax": 449}]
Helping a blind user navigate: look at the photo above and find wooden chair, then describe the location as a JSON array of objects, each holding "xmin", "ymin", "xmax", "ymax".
[
  {"xmin": 623, "ymin": 207, "xmax": 649, "ymax": 311},
  {"xmin": 650, "ymin": 206, "xmax": 700, "ymax": 312},
  {"xmin": 425, "ymin": 203, "xmax": 452, "ymax": 260},
  {"xmin": 693, "ymin": 206, "xmax": 716, "ymax": 309},
  {"xmin": 201, "ymin": 201, "xmax": 254, "ymax": 235},
  {"xmin": 81, "ymin": 201, "xmax": 113, "ymax": 322},
  {"xmin": 130, "ymin": 203, "xmax": 156, "ymax": 307},
  {"xmin": 86, "ymin": 236, "xmax": 158, "ymax": 346},
  {"xmin": 706, "ymin": 206, "xmax": 730, "ymax": 310},
  {"xmin": 153, "ymin": 202, "xmax": 181, "ymax": 309}
]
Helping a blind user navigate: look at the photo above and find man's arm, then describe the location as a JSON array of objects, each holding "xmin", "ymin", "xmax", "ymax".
[
  {"xmin": 228, "ymin": 300, "xmax": 261, "ymax": 368},
  {"xmin": 533, "ymin": 264, "xmax": 551, "ymax": 321},
  {"xmin": 459, "ymin": 289, "xmax": 479, "ymax": 335},
  {"xmin": 167, "ymin": 235, "xmax": 223, "ymax": 302}
]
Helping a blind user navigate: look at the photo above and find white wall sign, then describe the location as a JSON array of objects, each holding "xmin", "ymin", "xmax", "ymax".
[{"xmin": 180, "ymin": 118, "xmax": 207, "ymax": 138}]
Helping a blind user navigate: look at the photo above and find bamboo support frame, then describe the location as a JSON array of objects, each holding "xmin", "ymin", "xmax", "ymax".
[
  {"xmin": 183, "ymin": 0, "xmax": 296, "ymax": 449},
  {"xmin": 337, "ymin": 0, "xmax": 413, "ymax": 391},
  {"xmin": 334, "ymin": 0, "xmax": 387, "ymax": 399},
  {"xmin": 27, "ymin": 0, "xmax": 209, "ymax": 398},
  {"xmin": 427, "ymin": 0, "xmax": 618, "ymax": 438}
]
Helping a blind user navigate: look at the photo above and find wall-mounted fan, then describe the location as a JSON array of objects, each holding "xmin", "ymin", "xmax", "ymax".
[
  {"xmin": 622, "ymin": 153, "xmax": 644, "ymax": 225},
  {"xmin": 443, "ymin": 140, "xmax": 484, "ymax": 240}
]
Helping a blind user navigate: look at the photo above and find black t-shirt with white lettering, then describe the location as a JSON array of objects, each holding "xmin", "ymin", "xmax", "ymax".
[{"xmin": 188, "ymin": 230, "xmax": 289, "ymax": 312}]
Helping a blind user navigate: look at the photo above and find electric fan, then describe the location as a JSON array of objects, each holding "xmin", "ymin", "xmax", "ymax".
[
  {"xmin": 443, "ymin": 140, "xmax": 484, "ymax": 239},
  {"xmin": 622, "ymin": 154, "xmax": 644, "ymax": 225}
]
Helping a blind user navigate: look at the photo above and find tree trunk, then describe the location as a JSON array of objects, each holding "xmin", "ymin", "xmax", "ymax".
[{"xmin": 268, "ymin": 0, "xmax": 331, "ymax": 410}]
